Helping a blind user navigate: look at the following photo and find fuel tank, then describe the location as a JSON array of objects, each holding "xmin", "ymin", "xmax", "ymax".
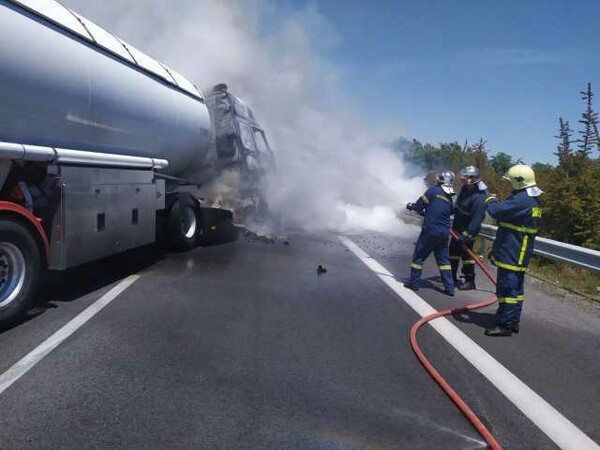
[{"xmin": 0, "ymin": 0, "xmax": 212, "ymax": 178}]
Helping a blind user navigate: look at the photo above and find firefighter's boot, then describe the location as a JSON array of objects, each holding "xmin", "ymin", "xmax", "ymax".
[
  {"xmin": 484, "ymin": 326, "xmax": 512, "ymax": 337},
  {"xmin": 404, "ymin": 281, "xmax": 420, "ymax": 291},
  {"xmin": 458, "ymin": 280, "xmax": 476, "ymax": 290},
  {"xmin": 451, "ymin": 262, "xmax": 460, "ymax": 287}
]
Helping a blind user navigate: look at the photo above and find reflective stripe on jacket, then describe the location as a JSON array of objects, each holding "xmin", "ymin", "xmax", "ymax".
[
  {"xmin": 411, "ymin": 185, "xmax": 454, "ymax": 236},
  {"xmin": 486, "ymin": 189, "xmax": 542, "ymax": 272}
]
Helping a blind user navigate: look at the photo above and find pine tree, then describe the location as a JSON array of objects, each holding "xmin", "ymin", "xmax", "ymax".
[
  {"xmin": 577, "ymin": 82, "xmax": 600, "ymax": 157},
  {"xmin": 469, "ymin": 138, "xmax": 487, "ymax": 170},
  {"xmin": 469, "ymin": 138, "xmax": 486, "ymax": 153},
  {"xmin": 554, "ymin": 117, "xmax": 573, "ymax": 165}
]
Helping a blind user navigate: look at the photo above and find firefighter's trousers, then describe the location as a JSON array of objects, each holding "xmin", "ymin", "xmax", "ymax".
[
  {"xmin": 410, "ymin": 231, "xmax": 454, "ymax": 291},
  {"xmin": 495, "ymin": 268, "xmax": 525, "ymax": 329},
  {"xmin": 449, "ymin": 237, "xmax": 475, "ymax": 282}
]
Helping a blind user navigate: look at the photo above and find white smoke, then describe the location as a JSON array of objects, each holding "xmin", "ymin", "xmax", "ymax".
[{"xmin": 63, "ymin": 0, "xmax": 424, "ymax": 236}]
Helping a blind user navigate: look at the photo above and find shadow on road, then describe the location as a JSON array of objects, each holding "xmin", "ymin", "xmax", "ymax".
[
  {"xmin": 451, "ymin": 310, "xmax": 498, "ymax": 330},
  {"xmin": 0, "ymin": 222, "xmax": 242, "ymax": 334},
  {"xmin": 0, "ymin": 244, "xmax": 167, "ymax": 334}
]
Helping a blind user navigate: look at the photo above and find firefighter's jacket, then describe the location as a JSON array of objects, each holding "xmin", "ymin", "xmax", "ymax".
[
  {"xmin": 452, "ymin": 185, "xmax": 493, "ymax": 240},
  {"xmin": 410, "ymin": 186, "xmax": 453, "ymax": 237},
  {"xmin": 486, "ymin": 189, "xmax": 542, "ymax": 272}
]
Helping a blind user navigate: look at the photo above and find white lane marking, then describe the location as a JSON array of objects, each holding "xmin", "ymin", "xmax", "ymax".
[
  {"xmin": 0, "ymin": 275, "xmax": 140, "ymax": 396},
  {"xmin": 340, "ymin": 236, "xmax": 599, "ymax": 450}
]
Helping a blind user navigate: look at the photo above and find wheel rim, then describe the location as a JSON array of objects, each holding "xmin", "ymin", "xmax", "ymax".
[
  {"xmin": 174, "ymin": 201, "xmax": 197, "ymax": 239},
  {"xmin": 0, "ymin": 242, "xmax": 27, "ymax": 309}
]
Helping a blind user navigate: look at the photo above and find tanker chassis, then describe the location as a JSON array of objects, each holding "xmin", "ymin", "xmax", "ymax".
[{"xmin": 0, "ymin": 0, "xmax": 274, "ymax": 323}]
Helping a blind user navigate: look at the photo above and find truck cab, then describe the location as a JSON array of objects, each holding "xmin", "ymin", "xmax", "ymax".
[{"xmin": 206, "ymin": 84, "xmax": 275, "ymax": 179}]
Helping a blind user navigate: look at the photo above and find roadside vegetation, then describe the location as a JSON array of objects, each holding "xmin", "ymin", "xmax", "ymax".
[
  {"xmin": 527, "ymin": 256, "xmax": 600, "ymax": 301},
  {"xmin": 394, "ymin": 82, "xmax": 600, "ymax": 299}
]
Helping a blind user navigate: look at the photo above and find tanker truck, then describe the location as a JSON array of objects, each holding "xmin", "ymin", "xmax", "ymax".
[{"xmin": 0, "ymin": 0, "xmax": 275, "ymax": 323}]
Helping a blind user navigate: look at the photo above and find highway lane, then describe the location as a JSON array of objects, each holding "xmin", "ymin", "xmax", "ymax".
[
  {"xmin": 0, "ymin": 231, "xmax": 598, "ymax": 449},
  {"xmin": 352, "ymin": 233, "xmax": 600, "ymax": 447}
]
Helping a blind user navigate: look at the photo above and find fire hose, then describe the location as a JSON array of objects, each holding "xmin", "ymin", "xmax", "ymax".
[{"xmin": 409, "ymin": 229, "xmax": 502, "ymax": 450}]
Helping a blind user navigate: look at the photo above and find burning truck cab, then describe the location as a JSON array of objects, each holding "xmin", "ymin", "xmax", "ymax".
[
  {"xmin": 205, "ymin": 84, "xmax": 275, "ymax": 220},
  {"xmin": 206, "ymin": 84, "xmax": 275, "ymax": 181}
]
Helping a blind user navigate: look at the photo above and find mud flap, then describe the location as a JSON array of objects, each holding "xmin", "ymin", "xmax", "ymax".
[{"xmin": 198, "ymin": 207, "xmax": 238, "ymax": 245}]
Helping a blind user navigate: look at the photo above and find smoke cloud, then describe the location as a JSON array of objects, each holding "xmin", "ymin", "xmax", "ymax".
[{"xmin": 63, "ymin": 0, "xmax": 423, "ymax": 236}]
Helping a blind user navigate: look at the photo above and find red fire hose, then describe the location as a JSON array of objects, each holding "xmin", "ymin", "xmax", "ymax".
[{"xmin": 409, "ymin": 230, "xmax": 502, "ymax": 450}]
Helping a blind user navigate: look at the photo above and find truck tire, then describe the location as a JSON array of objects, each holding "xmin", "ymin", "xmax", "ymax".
[
  {"xmin": 166, "ymin": 194, "xmax": 201, "ymax": 251},
  {"xmin": 0, "ymin": 219, "xmax": 42, "ymax": 324}
]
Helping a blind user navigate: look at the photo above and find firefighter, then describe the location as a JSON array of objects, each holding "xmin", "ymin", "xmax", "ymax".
[
  {"xmin": 405, "ymin": 171, "xmax": 456, "ymax": 296},
  {"xmin": 450, "ymin": 166, "xmax": 496, "ymax": 290},
  {"xmin": 484, "ymin": 164, "xmax": 543, "ymax": 337}
]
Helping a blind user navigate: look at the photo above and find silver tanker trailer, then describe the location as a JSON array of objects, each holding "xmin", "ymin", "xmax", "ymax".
[{"xmin": 0, "ymin": 0, "xmax": 274, "ymax": 323}]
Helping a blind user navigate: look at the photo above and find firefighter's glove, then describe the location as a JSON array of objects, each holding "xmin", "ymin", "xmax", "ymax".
[
  {"xmin": 406, "ymin": 202, "xmax": 413, "ymax": 211},
  {"xmin": 458, "ymin": 234, "xmax": 473, "ymax": 246}
]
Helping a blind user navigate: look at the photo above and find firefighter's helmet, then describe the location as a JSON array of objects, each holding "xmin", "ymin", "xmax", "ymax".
[
  {"xmin": 503, "ymin": 165, "xmax": 537, "ymax": 190},
  {"xmin": 436, "ymin": 171, "xmax": 456, "ymax": 195},
  {"xmin": 460, "ymin": 166, "xmax": 480, "ymax": 185}
]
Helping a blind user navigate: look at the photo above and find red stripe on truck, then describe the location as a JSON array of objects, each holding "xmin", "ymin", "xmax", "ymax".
[{"xmin": 0, "ymin": 201, "xmax": 49, "ymax": 263}]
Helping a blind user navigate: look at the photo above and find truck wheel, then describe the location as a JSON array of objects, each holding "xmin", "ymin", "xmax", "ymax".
[
  {"xmin": 0, "ymin": 219, "xmax": 42, "ymax": 323},
  {"xmin": 167, "ymin": 194, "xmax": 201, "ymax": 251}
]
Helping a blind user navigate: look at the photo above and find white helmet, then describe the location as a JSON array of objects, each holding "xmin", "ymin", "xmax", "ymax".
[{"xmin": 436, "ymin": 171, "xmax": 456, "ymax": 195}]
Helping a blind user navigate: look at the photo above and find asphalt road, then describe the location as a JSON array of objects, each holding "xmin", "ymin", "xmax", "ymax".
[{"xmin": 0, "ymin": 229, "xmax": 598, "ymax": 449}]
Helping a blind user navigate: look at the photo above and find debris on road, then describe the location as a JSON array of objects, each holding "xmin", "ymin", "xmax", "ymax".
[
  {"xmin": 237, "ymin": 225, "xmax": 281, "ymax": 244},
  {"xmin": 317, "ymin": 265, "xmax": 327, "ymax": 275}
]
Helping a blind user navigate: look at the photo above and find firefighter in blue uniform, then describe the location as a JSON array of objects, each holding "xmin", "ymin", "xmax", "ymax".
[
  {"xmin": 450, "ymin": 166, "xmax": 496, "ymax": 290},
  {"xmin": 405, "ymin": 171, "xmax": 456, "ymax": 296},
  {"xmin": 485, "ymin": 165, "xmax": 543, "ymax": 336}
]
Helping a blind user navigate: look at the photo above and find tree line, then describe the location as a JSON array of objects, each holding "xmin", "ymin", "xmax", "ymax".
[{"xmin": 393, "ymin": 82, "xmax": 600, "ymax": 250}]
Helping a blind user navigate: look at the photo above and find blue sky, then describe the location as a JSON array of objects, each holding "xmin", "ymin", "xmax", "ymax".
[{"xmin": 270, "ymin": 0, "xmax": 600, "ymax": 164}]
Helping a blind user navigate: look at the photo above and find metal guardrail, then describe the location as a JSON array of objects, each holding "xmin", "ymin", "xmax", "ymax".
[
  {"xmin": 479, "ymin": 224, "xmax": 600, "ymax": 273},
  {"xmin": 402, "ymin": 211, "xmax": 600, "ymax": 273}
]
